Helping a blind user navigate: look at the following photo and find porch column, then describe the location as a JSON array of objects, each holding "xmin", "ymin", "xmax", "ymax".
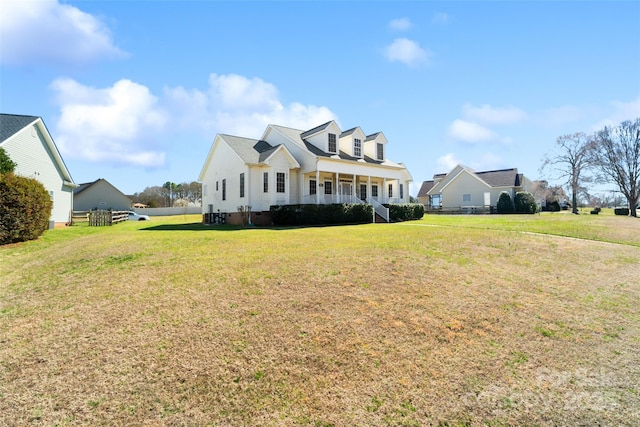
[
  {"xmin": 315, "ymin": 170, "xmax": 320, "ymax": 204},
  {"xmin": 367, "ymin": 176, "xmax": 371, "ymax": 202},
  {"xmin": 383, "ymin": 178, "xmax": 387, "ymax": 203},
  {"xmin": 352, "ymin": 174, "xmax": 356, "ymax": 200}
]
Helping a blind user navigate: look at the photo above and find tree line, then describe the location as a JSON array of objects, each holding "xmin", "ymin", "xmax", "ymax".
[
  {"xmin": 131, "ymin": 181, "xmax": 202, "ymax": 208},
  {"xmin": 540, "ymin": 118, "xmax": 640, "ymax": 217}
]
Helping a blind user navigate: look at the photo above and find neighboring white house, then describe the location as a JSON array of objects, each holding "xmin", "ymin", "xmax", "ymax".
[
  {"xmin": 73, "ymin": 178, "xmax": 132, "ymax": 212},
  {"xmin": 199, "ymin": 120, "xmax": 413, "ymax": 224},
  {"xmin": 0, "ymin": 114, "xmax": 77, "ymax": 226},
  {"xmin": 420, "ymin": 164, "xmax": 532, "ymax": 212}
]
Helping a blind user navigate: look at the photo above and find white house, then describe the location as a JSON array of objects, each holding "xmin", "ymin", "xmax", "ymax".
[
  {"xmin": 420, "ymin": 164, "xmax": 532, "ymax": 212},
  {"xmin": 0, "ymin": 114, "xmax": 76, "ymax": 226},
  {"xmin": 199, "ymin": 120, "xmax": 413, "ymax": 225}
]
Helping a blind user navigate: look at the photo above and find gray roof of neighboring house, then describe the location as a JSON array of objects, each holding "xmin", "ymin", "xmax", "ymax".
[
  {"xmin": 417, "ymin": 180, "xmax": 434, "ymax": 197},
  {"xmin": 74, "ymin": 179, "xmax": 100, "ymax": 195},
  {"xmin": 0, "ymin": 113, "xmax": 39, "ymax": 143},
  {"xmin": 222, "ymin": 134, "xmax": 279, "ymax": 164},
  {"xmin": 475, "ymin": 168, "xmax": 522, "ymax": 187}
]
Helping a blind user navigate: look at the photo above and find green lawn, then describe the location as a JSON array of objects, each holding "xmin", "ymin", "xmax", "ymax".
[{"xmin": 1, "ymin": 213, "xmax": 639, "ymax": 426}]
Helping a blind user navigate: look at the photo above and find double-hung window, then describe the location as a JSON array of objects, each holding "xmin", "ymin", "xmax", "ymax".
[
  {"xmin": 239, "ymin": 173, "xmax": 245, "ymax": 198},
  {"xmin": 388, "ymin": 183, "xmax": 393, "ymax": 198},
  {"xmin": 310, "ymin": 179, "xmax": 317, "ymax": 195},
  {"xmin": 354, "ymin": 138, "xmax": 362, "ymax": 157},
  {"xmin": 400, "ymin": 184, "xmax": 404, "ymax": 200},
  {"xmin": 324, "ymin": 181, "xmax": 333, "ymax": 195},
  {"xmin": 263, "ymin": 172, "xmax": 269, "ymax": 192},
  {"xmin": 328, "ymin": 133, "xmax": 337, "ymax": 153},
  {"xmin": 276, "ymin": 172, "xmax": 285, "ymax": 193},
  {"xmin": 377, "ymin": 143, "xmax": 384, "ymax": 160}
]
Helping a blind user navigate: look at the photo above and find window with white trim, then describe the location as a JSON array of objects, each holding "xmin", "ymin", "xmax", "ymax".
[
  {"xmin": 463, "ymin": 194, "xmax": 471, "ymax": 202},
  {"xmin": 222, "ymin": 179, "xmax": 226, "ymax": 200},
  {"xmin": 328, "ymin": 133, "xmax": 337, "ymax": 153},
  {"xmin": 276, "ymin": 172, "xmax": 285, "ymax": 193},
  {"xmin": 263, "ymin": 172, "xmax": 268, "ymax": 192},
  {"xmin": 324, "ymin": 180, "xmax": 333, "ymax": 195},
  {"xmin": 377, "ymin": 143, "xmax": 384, "ymax": 160},
  {"xmin": 310, "ymin": 179, "xmax": 317, "ymax": 195},
  {"xmin": 239, "ymin": 173, "xmax": 245, "ymax": 198},
  {"xmin": 354, "ymin": 138, "xmax": 362, "ymax": 157},
  {"xmin": 388, "ymin": 183, "xmax": 393, "ymax": 198},
  {"xmin": 400, "ymin": 184, "xmax": 404, "ymax": 199},
  {"xmin": 372, "ymin": 184, "xmax": 378, "ymax": 198}
]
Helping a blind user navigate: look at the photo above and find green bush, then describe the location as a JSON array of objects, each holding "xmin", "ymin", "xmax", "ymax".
[
  {"xmin": 497, "ymin": 191, "xmax": 514, "ymax": 214},
  {"xmin": 514, "ymin": 191, "xmax": 538, "ymax": 214},
  {"xmin": 614, "ymin": 208, "xmax": 629, "ymax": 216},
  {"xmin": 270, "ymin": 203, "xmax": 373, "ymax": 226},
  {"xmin": 0, "ymin": 147, "xmax": 16, "ymax": 173},
  {"xmin": 0, "ymin": 173, "xmax": 53, "ymax": 244},
  {"xmin": 544, "ymin": 200, "xmax": 561, "ymax": 212},
  {"xmin": 388, "ymin": 203, "xmax": 424, "ymax": 222}
]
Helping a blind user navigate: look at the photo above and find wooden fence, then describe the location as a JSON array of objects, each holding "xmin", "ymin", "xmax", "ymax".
[{"xmin": 70, "ymin": 210, "xmax": 129, "ymax": 226}]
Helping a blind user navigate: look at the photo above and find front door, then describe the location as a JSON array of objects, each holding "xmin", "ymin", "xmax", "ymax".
[{"xmin": 340, "ymin": 182, "xmax": 352, "ymax": 202}]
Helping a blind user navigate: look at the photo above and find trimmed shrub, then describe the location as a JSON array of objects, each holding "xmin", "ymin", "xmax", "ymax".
[
  {"xmin": 497, "ymin": 191, "xmax": 514, "ymax": 214},
  {"xmin": 514, "ymin": 191, "xmax": 537, "ymax": 214},
  {"xmin": 614, "ymin": 208, "xmax": 629, "ymax": 216},
  {"xmin": 590, "ymin": 207, "xmax": 601, "ymax": 215},
  {"xmin": 544, "ymin": 200, "xmax": 561, "ymax": 212},
  {"xmin": 270, "ymin": 203, "xmax": 373, "ymax": 226},
  {"xmin": 388, "ymin": 203, "xmax": 424, "ymax": 222},
  {"xmin": 0, "ymin": 173, "xmax": 53, "ymax": 244}
]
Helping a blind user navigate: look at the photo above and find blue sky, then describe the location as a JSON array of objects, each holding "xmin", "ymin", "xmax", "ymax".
[{"xmin": 1, "ymin": 1, "xmax": 639, "ymax": 196}]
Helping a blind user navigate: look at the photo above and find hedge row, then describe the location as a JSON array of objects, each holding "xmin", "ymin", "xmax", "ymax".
[
  {"xmin": 0, "ymin": 173, "xmax": 53, "ymax": 244},
  {"xmin": 270, "ymin": 203, "xmax": 373, "ymax": 226},
  {"xmin": 497, "ymin": 191, "xmax": 538, "ymax": 214},
  {"xmin": 388, "ymin": 203, "xmax": 425, "ymax": 222}
]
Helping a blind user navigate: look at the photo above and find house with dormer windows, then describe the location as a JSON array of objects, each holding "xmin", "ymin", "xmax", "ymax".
[{"xmin": 199, "ymin": 120, "xmax": 413, "ymax": 225}]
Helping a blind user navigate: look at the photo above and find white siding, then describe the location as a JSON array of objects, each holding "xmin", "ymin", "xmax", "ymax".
[
  {"xmin": 2, "ymin": 124, "xmax": 73, "ymax": 224},
  {"xmin": 200, "ymin": 140, "xmax": 247, "ymax": 214}
]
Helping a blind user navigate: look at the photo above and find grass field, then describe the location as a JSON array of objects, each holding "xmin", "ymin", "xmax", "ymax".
[{"xmin": 1, "ymin": 212, "xmax": 639, "ymax": 426}]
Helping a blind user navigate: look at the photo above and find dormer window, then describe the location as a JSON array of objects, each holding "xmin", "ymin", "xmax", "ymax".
[
  {"xmin": 328, "ymin": 133, "xmax": 337, "ymax": 153},
  {"xmin": 354, "ymin": 138, "xmax": 362, "ymax": 157},
  {"xmin": 377, "ymin": 143, "xmax": 384, "ymax": 160}
]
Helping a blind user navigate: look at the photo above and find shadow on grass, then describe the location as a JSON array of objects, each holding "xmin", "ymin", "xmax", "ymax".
[{"xmin": 141, "ymin": 222, "xmax": 368, "ymax": 232}]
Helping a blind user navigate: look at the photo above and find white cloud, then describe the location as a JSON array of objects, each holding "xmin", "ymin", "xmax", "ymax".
[
  {"xmin": 384, "ymin": 38, "xmax": 429, "ymax": 67},
  {"xmin": 0, "ymin": 0, "xmax": 125, "ymax": 66},
  {"xmin": 593, "ymin": 97, "xmax": 640, "ymax": 130},
  {"xmin": 462, "ymin": 103, "xmax": 526, "ymax": 125},
  {"xmin": 389, "ymin": 18, "xmax": 412, "ymax": 31},
  {"xmin": 51, "ymin": 73, "xmax": 338, "ymax": 168},
  {"xmin": 448, "ymin": 119, "xmax": 497, "ymax": 143},
  {"xmin": 437, "ymin": 153, "xmax": 460, "ymax": 171},
  {"xmin": 432, "ymin": 13, "xmax": 449, "ymax": 25},
  {"xmin": 51, "ymin": 78, "xmax": 168, "ymax": 167},
  {"xmin": 165, "ymin": 73, "xmax": 337, "ymax": 138}
]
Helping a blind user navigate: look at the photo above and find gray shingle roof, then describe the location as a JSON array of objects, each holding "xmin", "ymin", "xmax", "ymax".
[
  {"xmin": 475, "ymin": 168, "xmax": 520, "ymax": 187},
  {"xmin": 0, "ymin": 114, "xmax": 39, "ymax": 143},
  {"xmin": 417, "ymin": 180, "xmax": 434, "ymax": 197},
  {"xmin": 74, "ymin": 179, "xmax": 100, "ymax": 195},
  {"xmin": 364, "ymin": 132, "xmax": 381, "ymax": 142},
  {"xmin": 339, "ymin": 127, "xmax": 358, "ymax": 138},
  {"xmin": 222, "ymin": 134, "xmax": 277, "ymax": 164},
  {"xmin": 300, "ymin": 121, "xmax": 333, "ymax": 139}
]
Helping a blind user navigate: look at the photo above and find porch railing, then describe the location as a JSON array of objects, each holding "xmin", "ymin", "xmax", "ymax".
[{"xmin": 368, "ymin": 197, "xmax": 389, "ymax": 222}]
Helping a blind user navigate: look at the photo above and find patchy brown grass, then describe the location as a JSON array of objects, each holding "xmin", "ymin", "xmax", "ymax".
[{"xmin": 1, "ymin": 216, "xmax": 639, "ymax": 426}]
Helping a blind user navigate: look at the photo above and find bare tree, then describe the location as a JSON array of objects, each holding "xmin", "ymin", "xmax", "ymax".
[
  {"xmin": 540, "ymin": 132, "xmax": 595, "ymax": 214},
  {"xmin": 591, "ymin": 118, "xmax": 640, "ymax": 217}
]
